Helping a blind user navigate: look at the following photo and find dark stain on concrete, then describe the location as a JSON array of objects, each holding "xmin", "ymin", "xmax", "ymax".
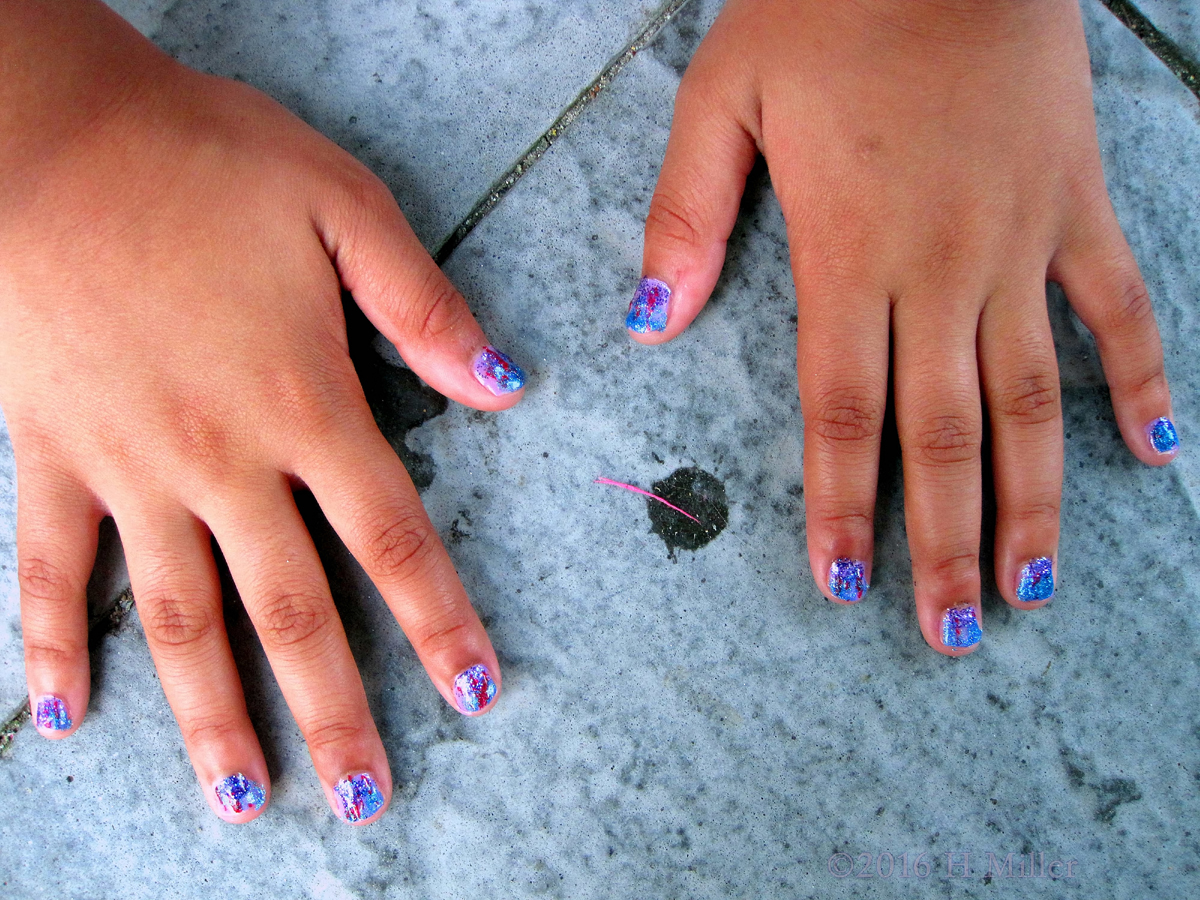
[{"xmin": 649, "ymin": 466, "xmax": 729, "ymax": 558}]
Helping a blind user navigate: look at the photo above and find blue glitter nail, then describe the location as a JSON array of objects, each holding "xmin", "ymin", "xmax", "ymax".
[
  {"xmin": 34, "ymin": 696, "xmax": 71, "ymax": 731},
  {"xmin": 333, "ymin": 773, "xmax": 384, "ymax": 823},
  {"xmin": 828, "ymin": 557, "xmax": 867, "ymax": 602},
  {"xmin": 1147, "ymin": 417, "xmax": 1178, "ymax": 454},
  {"xmin": 452, "ymin": 663, "xmax": 497, "ymax": 714},
  {"xmin": 214, "ymin": 773, "xmax": 266, "ymax": 815},
  {"xmin": 626, "ymin": 277, "xmax": 671, "ymax": 333},
  {"xmin": 1017, "ymin": 557, "xmax": 1054, "ymax": 603},
  {"xmin": 473, "ymin": 346, "xmax": 525, "ymax": 395},
  {"xmin": 941, "ymin": 606, "xmax": 982, "ymax": 649}
]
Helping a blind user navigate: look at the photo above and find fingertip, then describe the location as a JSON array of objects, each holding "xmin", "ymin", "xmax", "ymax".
[
  {"xmin": 31, "ymin": 693, "xmax": 84, "ymax": 740},
  {"xmin": 821, "ymin": 556, "xmax": 871, "ymax": 605},
  {"xmin": 449, "ymin": 662, "xmax": 500, "ymax": 717},
  {"xmin": 329, "ymin": 771, "xmax": 390, "ymax": 825},
  {"xmin": 919, "ymin": 603, "xmax": 983, "ymax": 657},
  {"xmin": 470, "ymin": 345, "xmax": 528, "ymax": 404},
  {"xmin": 1141, "ymin": 415, "xmax": 1180, "ymax": 464}
]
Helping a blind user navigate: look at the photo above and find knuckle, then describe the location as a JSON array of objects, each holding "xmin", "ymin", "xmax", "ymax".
[
  {"xmin": 360, "ymin": 508, "xmax": 437, "ymax": 582},
  {"xmin": 414, "ymin": 273, "xmax": 468, "ymax": 344},
  {"xmin": 807, "ymin": 389, "xmax": 885, "ymax": 446},
  {"xmin": 1005, "ymin": 499, "xmax": 1061, "ymax": 526},
  {"xmin": 1103, "ymin": 275, "xmax": 1155, "ymax": 333},
  {"xmin": 138, "ymin": 593, "xmax": 218, "ymax": 649},
  {"xmin": 18, "ymin": 555, "xmax": 78, "ymax": 608},
  {"xmin": 909, "ymin": 413, "xmax": 981, "ymax": 467},
  {"xmin": 179, "ymin": 712, "xmax": 241, "ymax": 749},
  {"xmin": 410, "ymin": 608, "xmax": 473, "ymax": 657},
  {"xmin": 24, "ymin": 637, "xmax": 81, "ymax": 670},
  {"xmin": 253, "ymin": 590, "xmax": 334, "ymax": 649},
  {"xmin": 644, "ymin": 188, "xmax": 705, "ymax": 251},
  {"xmin": 303, "ymin": 717, "xmax": 372, "ymax": 757},
  {"xmin": 927, "ymin": 551, "xmax": 980, "ymax": 582},
  {"xmin": 991, "ymin": 371, "xmax": 1060, "ymax": 426}
]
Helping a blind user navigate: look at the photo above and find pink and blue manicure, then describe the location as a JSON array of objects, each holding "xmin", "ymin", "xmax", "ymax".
[
  {"xmin": 941, "ymin": 606, "xmax": 982, "ymax": 649},
  {"xmin": 333, "ymin": 773, "xmax": 384, "ymax": 823},
  {"xmin": 829, "ymin": 557, "xmax": 868, "ymax": 602},
  {"xmin": 473, "ymin": 346, "xmax": 525, "ymax": 395},
  {"xmin": 214, "ymin": 773, "xmax": 266, "ymax": 815},
  {"xmin": 1147, "ymin": 417, "xmax": 1178, "ymax": 455},
  {"xmin": 626, "ymin": 277, "xmax": 671, "ymax": 333},
  {"xmin": 1017, "ymin": 557, "xmax": 1054, "ymax": 603},
  {"xmin": 453, "ymin": 663, "xmax": 497, "ymax": 714},
  {"xmin": 34, "ymin": 695, "xmax": 71, "ymax": 731}
]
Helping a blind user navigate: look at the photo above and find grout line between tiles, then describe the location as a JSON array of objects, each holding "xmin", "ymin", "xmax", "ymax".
[
  {"xmin": 1100, "ymin": 0, "xmax": 1200, "ymax": 100},
  {"xmin": 432, "ymin": 0, "xmax": 694, "ymax": 266}
]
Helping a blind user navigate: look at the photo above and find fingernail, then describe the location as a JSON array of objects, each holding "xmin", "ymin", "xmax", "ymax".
[
  {"xmin": 941, "ymin": 605, "xmax": 982, "ymax": 649},
  {"xmin": 333, "ymin": 773, "xmax": 385, "ymax": 823},
  {"xmin": 1147, "ymin": 416, "xmax": 1179, "ymax": 455},
  {"xmin": 473, "ymin": 346, "xmax": 526, "ymax": 395},
  {"xmin": 828, "ymin": 557, "xmax": 868, "ymax": 602},
  {"xmin": 1016, "ymin": 557, "xmax": 1054, "ymax": 603},
  {"xmin": 33, "ymin": 695, "xmax": 71, "ymax": 732},
  {"xmin": 213, "ymin": 773, "xmax": 267, "ymax": 815},
  {"xmin": 626, "ymin": 277, "xmax": 671, "ymax": 333},
  {"xmin": 452, "ymin": 663, "xmax": 497, "ymax": 714}
]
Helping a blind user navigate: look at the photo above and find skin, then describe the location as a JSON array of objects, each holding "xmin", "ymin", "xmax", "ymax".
[
  {"xmin": 633, "ymin": 0, "xmax": 1176, "ymax": 654},
  {"xmin": 1, "ymin": 0, "xmax": 512, "ymax": 824}
]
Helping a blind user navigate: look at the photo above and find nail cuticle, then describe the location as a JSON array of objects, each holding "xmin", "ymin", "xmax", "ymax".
[
  {"xmin": 626, "ymin": 277, "xmax": 671, "ymax": 333},
  {"xmin": 473, "ymin": 345, "xmax": 525, "ymax": 395},
  {"xmin": 452, "ymin": 663, "xmax": 497, "ymax": 714},
  {"xmin": 828, "ymin": 557, "xmax": 868, "ymax": 602},
  {"xmin": 941, "ymin": 605, "xmax": 982, "ymax": 649}
]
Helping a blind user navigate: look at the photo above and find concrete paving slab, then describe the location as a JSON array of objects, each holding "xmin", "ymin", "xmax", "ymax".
[{"xmin": 1133, "ymin": 0, "xmax": 1200, "ymax": 64}]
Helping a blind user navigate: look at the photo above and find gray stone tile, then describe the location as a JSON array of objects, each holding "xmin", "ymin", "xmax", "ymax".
[
  {"xmin": 1134, "ymin": 0, "xmax": 1200, "ymax": 63},
  {"xmin": 2, "ymin": 1, "xmax": 1199, "ymax": 898},
  {"xmin": 104, "ymin": 0, "xmax": 671, "ymax": 249}
]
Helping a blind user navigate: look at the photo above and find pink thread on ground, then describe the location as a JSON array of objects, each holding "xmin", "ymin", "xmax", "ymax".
[{"xmin": 594, "ymin": 477, "xmax": 702, "ymax": 524}]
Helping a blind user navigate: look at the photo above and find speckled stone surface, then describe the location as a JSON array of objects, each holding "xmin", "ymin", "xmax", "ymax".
[{"xmin": 2, "ymin": 1, "xmax": 1199, "ymax": 898}]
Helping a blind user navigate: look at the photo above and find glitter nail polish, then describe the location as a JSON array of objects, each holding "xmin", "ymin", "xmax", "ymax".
[
  {"xmin": 34, "ymin": 695, "xmax": 71, "ymax": 731},
  {"xmin": 828, "ymin": 557, "xmax": 868, "ymax": 602},
  {"xmin": 333, "ymin": 773, "xmax": 384, "ymax": 823},
  {"xmin": 213, "ymin": 773, "xmax": 267, "ymax": 815},
  {"xmin": 1016, "ymin": 557, "xmax": 1054, "ymax": 603},
  {"xmin": 1147, "ymin": 417, "xmax": 1178, "ymax": 455},
  {"xmin": 473, "ymin": 346, "xmax": 526, "ymax": 395},
  {"xmin": 941, "ymin": 606, "xmax": 982, "ymax": 649},
  {"xmin": 452, "ymin": 663, "xmax": 497, "ymax": 714},
  {"xmin": 625, "ymin": 277, "xmax": 671, "ymax": 333}
]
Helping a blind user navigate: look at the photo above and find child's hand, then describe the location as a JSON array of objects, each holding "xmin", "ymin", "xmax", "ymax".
[
  {"xmin": 1, "ymin": 1, "xmax": 520, "ymax": 823},
  {"xmin": 631, "ymin": 0, "xmax": 1176, "ymax": 654}
]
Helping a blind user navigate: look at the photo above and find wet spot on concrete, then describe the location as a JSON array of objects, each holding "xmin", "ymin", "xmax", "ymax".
[{"xmin": 648, "ymin": 466, "xmax": 729, "ymax": 558}]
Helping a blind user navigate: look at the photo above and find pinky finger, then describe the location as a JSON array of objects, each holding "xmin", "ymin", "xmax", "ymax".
[
  {"xmin": 15, "ymin": 463, "xmax": 101, "ymax": 739},
  {"xmin": 1053, "ymin": 203, "xmax": 1178, "ymax": 465}
]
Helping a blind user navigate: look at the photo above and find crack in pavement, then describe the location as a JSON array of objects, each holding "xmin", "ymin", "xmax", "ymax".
[{"xmin": 1101, "ymin": 0, "xmax": 1200, "ymax": 100}]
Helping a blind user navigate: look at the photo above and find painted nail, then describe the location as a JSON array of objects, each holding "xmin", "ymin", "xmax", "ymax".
[
  {"xmin": 828, "ymin": 557, "xmax": 868, "ymax": 602},
  {"xmin": 34, "ymin": 695, "xmax": 71, "ymax": 731},
  {"xmin": 213, "ymin": 773, "xmax": 267, "ymax": 815},
  {"xmin": 1147, "ymin": 417, "xmax": 1178, "ymax": 455},
  {"xmin": 626, "ymin": 277, "xmax": 671, "ymax": 333},
  {"xmin": 452, "ymin": 663, "xmax": 497, "ymax": 714},
  {"xmin": 333, "ymin": 773, "xmax": 385, "ymax": 823},
  {"xmin": 473, "ymin": 346, "xmax": 526, "ymax": 395},
  {"xmin": 941, "ymin": 605, "xmax": 982, "ymax": 649},
  {"xmin": 1016, "ymin": 557, "xmax": 1054, "ymax": 603}
]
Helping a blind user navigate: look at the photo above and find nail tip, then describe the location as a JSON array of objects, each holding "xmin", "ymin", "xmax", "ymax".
[
  {"xmin": 473, "ymin": 346, "xmax": 526, "ymax": 395},
  {"xmin": 334, "ymin": 773, "xmax": 385, "ymax": 823},
  {"xmin": 941, "ymin": 605, "xmax": 982, "ymax": 649},
  {"xmin": 214, "ymin": 773, "xmax": 267, "ymax": 815},
  {"xmin": 626, "ymin": 277, "xmax": 670, "ymax": 333},
  {"xmin": 1016, "ymin": 557, "xmax": 1055, "ymax": 603},
  {"xmin": 33, "ymin": 696, "xmax": 72, "ymax": 732},
  {"xmin": 828, "ymin": 557, "xmax": 868, "ymax": 602},
  {"xmin": 1148, "ymin": 417, "xmax": 1179, "ymax": 455},
  {"xmin": 453, "ymin": 663, "xmax": 498, "ymax": 714}
]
